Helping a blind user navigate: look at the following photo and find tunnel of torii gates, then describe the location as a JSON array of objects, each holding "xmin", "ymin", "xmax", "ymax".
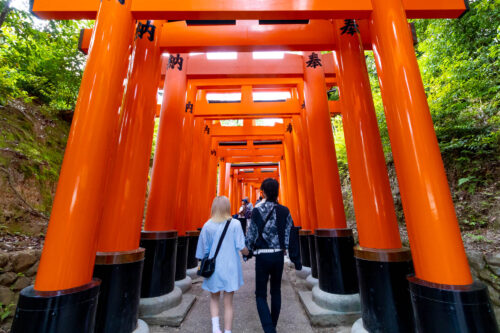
[{"xmin": 11, "ymin": 1, "xmax": 499, "ymax": 333}]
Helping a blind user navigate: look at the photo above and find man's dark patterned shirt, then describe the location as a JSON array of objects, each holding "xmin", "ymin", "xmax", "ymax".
[{"xmin": 245, "ymin": 201, "xmax": 293, "ymax": 251}]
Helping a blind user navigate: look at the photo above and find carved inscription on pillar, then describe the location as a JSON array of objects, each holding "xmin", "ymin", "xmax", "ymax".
[
  {"xmin": 340, "ymin": 19, "xmax": 360, "ymax": 35},
  {"xmin": 136, "ymin": 20, "xmax": 156, "ymax": 41},
  {"xmin": 185, "ymin": 101, "xmax": 193, "ymax": 113},
  {"xmin": 306, "ymin": 52, "xmax": 322, "ymax": 68},
  {"xmin": 168, "ymin": 53, "xmax": 184, "ymax": 71}
]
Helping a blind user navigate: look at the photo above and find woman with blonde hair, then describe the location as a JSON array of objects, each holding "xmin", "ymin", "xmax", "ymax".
[{"xmin": 196, "ymin": 196, "xmax": 249, "ymax": 333}]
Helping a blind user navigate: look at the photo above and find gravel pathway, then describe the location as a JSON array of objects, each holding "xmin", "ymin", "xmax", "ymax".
[{"xmin": 150, "ymin": 258, "xmax": 350, "ymax": 333}]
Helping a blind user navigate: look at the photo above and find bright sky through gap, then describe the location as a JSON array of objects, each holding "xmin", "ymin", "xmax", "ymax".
[
  {"xmin": 9, "ymin": 0, "xmax": 50, "ymax": 28},
  {"xmin": 253, "ymin": 52, "xmax": 285, "ymax": 59},
  {"xmin": 256, "ymin": 118, "xmax": 284, "ymax": 126},
  {"xmin": 206, "ymin": 93, "xmax": 242, "ymax": 102},
  {"xmin": 11, "ymin": 0, "xmax": 29, "ymax": 11},
  {"xmin": 253, "ymin": 91, "xmax": 291, "ymax": 101},
  {"xmin": 206, "ymin": 52, "xmax": 238, "ymax": 60}
]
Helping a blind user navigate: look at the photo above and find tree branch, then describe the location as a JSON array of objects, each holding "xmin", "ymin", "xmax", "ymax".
[
  {"xmin": 0, "ymin": 166, "xmax": 49, "ymax": 220},
  {"xmin": 0, "ymin": 0, "xmax": 12, "ymax": 29},
  {"xmin": 0, "ymin": 147, "xmax": 28, "ymax": 160}
]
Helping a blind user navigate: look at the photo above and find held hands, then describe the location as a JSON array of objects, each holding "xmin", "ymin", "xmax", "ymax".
[{"xmin": 243, "ymin": 250, "xmax": 254, "ymax": 262}]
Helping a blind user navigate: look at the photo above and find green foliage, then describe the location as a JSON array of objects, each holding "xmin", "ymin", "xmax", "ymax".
[
  {"xmin": 364, "ymin": 53, "xmax": 392, "ymax": 157},
  {"xmin": 411, "ymin": 0, "xmax": 500, "ymax": 228},
  {"xmin": 220, "ymin": 119, "xmax": 243, "ymax": 126},
  {"xmin": 0, "ymin": 302, "xmax": 14, "ymax": 322},
  {"xmin": 151, "ymin": 117, "xmax": 160, "ymax": 162},
  {"xmin": 327, "ymin": 87, "xmax": 339, "ymax": 101},
  {"xmin": 414, "ymin": 0, "xmax": 499, "ymax": 181},
  {"xmin": 0, "ymin": 0, "xmax": 91, "ymax": 109},
  {"xmin": 331, "ymin": 116, "xmax": 348, "ymax": 177},
  {"xmin": 342, "ymin": 0, "xmax": 499, "ymax": 229}
]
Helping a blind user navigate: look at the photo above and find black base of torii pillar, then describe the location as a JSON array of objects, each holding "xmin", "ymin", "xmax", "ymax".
[
  {"xmin": 174, "ymin": 236, "xmax": 192, "ymax": 293},
  {"xmin": 353, "ymin": 246, "xmax": 414, "ymax": 332},
  {"xmin": 299, "ymin": 229, "xmax": 361, "ymax": 327},
  {"xmin": 186, "ymin": 231, "xmax": 200, "ymax": 279},
  {"xmin": 138, "ymin": 231, "xmax": 195, "ymax": 326},
  {"xmin": 11, "ymin": 280, "xmax": 101, "ymax": 333},
  {"xmin": 93, "ymin": 249, "xmax": 145, "ymax": 333}
]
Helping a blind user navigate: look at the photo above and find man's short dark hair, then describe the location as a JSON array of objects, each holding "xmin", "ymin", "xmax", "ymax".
[{"xmin": 261, "ymin": 178, "xmax": 279, "ymax": 202}]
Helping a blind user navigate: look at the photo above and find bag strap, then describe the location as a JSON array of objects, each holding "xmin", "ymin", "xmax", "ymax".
[
  {"xmin": 258, "ymin": 204, "xmax": 276, "ymax": 240},
  {"xmin": 213, "ymin": 218, "xmax": 231, "ymax": 260}
]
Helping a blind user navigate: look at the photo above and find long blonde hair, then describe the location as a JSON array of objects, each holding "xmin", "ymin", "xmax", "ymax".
[{"xmin": 211, "ymin": 196, "xmax": 232, "ymax": 223}]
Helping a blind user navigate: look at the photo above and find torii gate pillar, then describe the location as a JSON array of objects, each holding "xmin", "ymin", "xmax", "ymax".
[
  {"xmin": 283, "ymin": 120, "xmax": 301, "ymax": 228},
  {"xmin": 141, "ymin": 55, "xmax": 190, "ymax": 306},
  {"xmin": 91, "ymin": 20, "xmax": 164, "ymax": 333},
  {"xmin": 278, "ymin": 160, "xmax": 288, "ymax": 206},
  {"xmin": 370, "ymin": 0, "xmax": 497, "ymax": 331},
  {"xmin": 12, "ymin": 1, "xmax": 135, "ymax": 332},
  {"xmin": 249, "ymin": 185, "xmax": 256, "ymax": 205},
  {"xmin": 302, "ymin": 52, "xmax": 359, "ymax": 306},
  {"xmin": 333, "ymin": 19, "xmax": 413, "ymax": 331},
  {"xmin": 218, "ymin": 160, "xmax": 227, "ymax": 196},
  {"xmin": 291, "ymin": 115, "xmax": 316, "ymax": 276},
  {"xmin": 184, "ymin": 118, "xmax": 207, "ymax": 276}
]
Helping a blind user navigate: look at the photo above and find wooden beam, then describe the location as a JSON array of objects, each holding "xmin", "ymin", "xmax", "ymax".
[
  {"xmin": 236, "ymin": 173, "xmax": 279, "ymax": 180},
  {"xmin": 226, "ymin": 156, "xmax": 282, "ymax": 163},
  {"xmin": 329, "ymin": 100, "xmax": 341, "ymax": 116},
  {"xmin": 188, "ymin": 77, "xmax": 311, "ymax": 88},
  {"xmin": 194, "ymin": 100, "xmax": 301, "ymax": 118},
  {"xmin": 231, "ymin": 163, "xmax": 279, "ymax": 168},
  {"xmin": 132, "ymin": 0, "xmax": 372, "ymax": 20},
  {"xmin": 159, "ymin": 20, "xmax": 374, "ymax": 52},
  {"xmin": 79, "ymin": 20, "xmax": 373, "ymax": 53},
  {"xmin": 218, "ymin": 148, "xmax": 284, "ymax": 158},
  {"xmin": 32, "ymin": 0, "xmax": 468, "ymax": 20},
  {"xmin": 211, "ymin": 126, "xmax": 285, "ymax": 137}
]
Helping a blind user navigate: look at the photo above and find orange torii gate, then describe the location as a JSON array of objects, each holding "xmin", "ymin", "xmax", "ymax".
[
  {"xmin": 13, "ymin": 1, "xmax": 498, "ymax": 333},
  {"xmin": 217, "ymin": 140, "xmax": 284, "ymax": 213},
  {"xmin": 208, "ymin": 132, "xmax": 286, "ymax": 225},
  {"xmin": 231, "ymin": 168, "xmax": 280, "ymax": 207},
  {"xmin": 32, "ymin": 0, "xmax": 468, "ymax": 20},
  {"xmin": 178, "ymin": 128, "xmax": 285, "ymax": 270},
  {"xmin": 78, "ymin": 19, "xmax": 420, "ymax": 54},
  {"xmin": 221, "ymin": 163, "xmax": 279, "ymax": 195},
  {"xmin": 178, "ymin": 128, "xmax": 286, "ymax": 281}
]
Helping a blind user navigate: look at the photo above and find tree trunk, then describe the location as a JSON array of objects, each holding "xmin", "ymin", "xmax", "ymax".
[{"xmin": 0, "ymin": 0, "xmax": 12, "ymax": 29}]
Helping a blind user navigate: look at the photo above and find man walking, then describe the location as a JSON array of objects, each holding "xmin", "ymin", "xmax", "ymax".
[
  {"xmin": 238, "ymin": 197, "xmax": 253, "ymax": 235},
  {"xmin": 245, "ymin": 178, "xmax": 301, "ymax": 333}
]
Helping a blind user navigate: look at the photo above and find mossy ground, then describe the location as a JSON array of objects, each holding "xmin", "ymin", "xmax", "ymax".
[{"xmin": 0, "ymin": 100, "xmax": 70, "ymax": 238}]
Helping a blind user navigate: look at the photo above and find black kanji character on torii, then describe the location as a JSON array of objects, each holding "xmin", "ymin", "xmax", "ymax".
[
  {"xmin": 340, "ymin": 19, "xmax": 360, "ymax": 36},
  {"xmin": 185, "ymin": 101, "xmax": 193, "ymax": 113},
  {"xmin": 136, "ymin": 20, "xmax": 156, "ymax": 42},
  {"xmin": 286, "ymin": 123, "xmax": 293, "ymax": 133},
  {"xmin": 168, "ymin": 54, "xmax": 184, "ymax": 71},
  {"xmin": 306, "ymin": 52, "xmax": 322, "ymax": 68}
]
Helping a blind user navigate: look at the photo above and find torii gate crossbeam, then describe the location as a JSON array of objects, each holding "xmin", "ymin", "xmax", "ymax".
[{"xmin": 33, "ymin": 0, "xmax": 468, "ymax": 20}]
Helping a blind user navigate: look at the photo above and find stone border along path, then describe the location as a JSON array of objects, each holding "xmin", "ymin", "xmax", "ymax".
[{"xmin": 150, "ymin": 257, "xmax": 351, "ymax": 333}]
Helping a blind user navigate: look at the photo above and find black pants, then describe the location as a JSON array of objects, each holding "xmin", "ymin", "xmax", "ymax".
[{"xmin": 255, "ymin": 252, "xmax": 284, "ymax": 333}]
